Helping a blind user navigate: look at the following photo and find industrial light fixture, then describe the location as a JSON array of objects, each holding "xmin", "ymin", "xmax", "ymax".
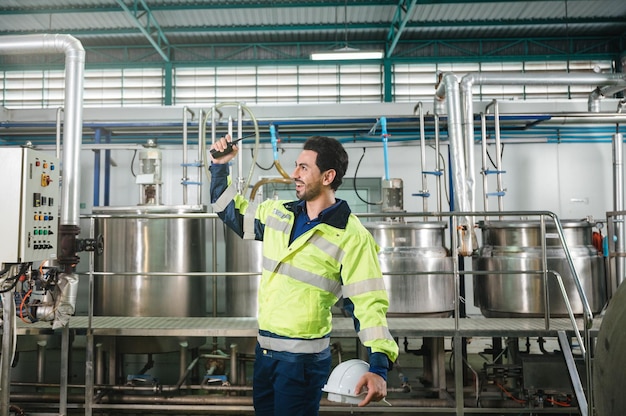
[
  {"xmin": 310, "ymin": 47, "xmax": 383, "ymax": 61},
  {"xmin": 310, "ymin": 1, "xmax": 383, "ymax": 61}
]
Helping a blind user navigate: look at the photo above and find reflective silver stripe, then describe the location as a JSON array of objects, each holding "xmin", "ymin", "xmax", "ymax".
[
  {"xmin": 265, "ymin": 215, "xmax": 291, "ymax": 236},
  {"xmin": 243, "ymin": 201, "xmax": 258, "ymax": 240},
  {"xmin": 262, "ymin": 257, "xmax": 342, "ymax": 297},
  {"xmin": 342, "ymin": 278, "xmax": 387, "ymax": 298},
  {"xmin": 211, "ymin": 183, "xmax": 237, "ymax": 213},
  {"xmin": 308, "ymin": 233, "xmax": 345, "ymax": 263},
  {"xmin": 358, "ymin": 326, "xmax": 394, "ymax": 343},
  {"xmin": 257, "ymin": 334, "xmax": 330, "ymax": 354}
]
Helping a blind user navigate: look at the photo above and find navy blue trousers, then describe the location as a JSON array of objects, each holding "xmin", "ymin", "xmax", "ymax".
[{"xmin": 252, "ymin": 343, "xmax": 332, "ymax": 416}]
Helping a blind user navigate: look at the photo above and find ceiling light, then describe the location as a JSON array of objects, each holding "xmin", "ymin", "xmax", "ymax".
[
  {"xmin": 310, "ymin": 1, "xmax": 383, "ymax": 61},
  {"xmin": 310, "ymin": 47, "xmax": 384, "ymax": 61}
]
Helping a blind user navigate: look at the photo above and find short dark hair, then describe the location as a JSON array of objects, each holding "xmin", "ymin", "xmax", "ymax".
[{"xmin": 303, "ymin": 136, "xmax": 348, "ymax": 191}]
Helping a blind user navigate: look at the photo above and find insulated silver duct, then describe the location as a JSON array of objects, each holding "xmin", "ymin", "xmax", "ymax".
[
  {"xmin": 0, "ymin": 35, "xmax": 85, "ymax": 329},
  {"xmin": 0, "ymin": 34, "xmax": 85, "ymax": 228},
  {"xmin": 435, "ymin": 73, "xmax": 476, "ymax": 256}
]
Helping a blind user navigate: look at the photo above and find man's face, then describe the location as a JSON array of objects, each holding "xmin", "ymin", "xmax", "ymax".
[{"xmin": 292, "ymin": 149, "xmax": 324, "ymax": 201}]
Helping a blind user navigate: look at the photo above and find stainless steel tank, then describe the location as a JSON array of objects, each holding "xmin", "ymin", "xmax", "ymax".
[
  {"xmin": 473, "ymin": 220, "xmax": 606, "ymax": 317},
  {"xmin": 93, "ymin": 205, "xmax": 207, "ymax": 353},
  {"xmin": 225, "ymin": 228, "xmax": 262, "ymax": 355},
  {"xmin": 364, "ymin": 221, "xmax": 454, "ymax": 316}
]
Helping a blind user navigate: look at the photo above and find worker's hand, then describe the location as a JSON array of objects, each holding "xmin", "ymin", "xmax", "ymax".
[
  {"xmin": 210, "ymin": 134, "xmax": 239, "ymax": 164},
  {"xmin": 354, "ymin": 372, "xmax": 387, "ymax": 407}
]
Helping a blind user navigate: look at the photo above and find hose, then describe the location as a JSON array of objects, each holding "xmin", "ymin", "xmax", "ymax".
[{"xmin": 201, "ymin": 102, "xmax": 261, "ymax": 199}]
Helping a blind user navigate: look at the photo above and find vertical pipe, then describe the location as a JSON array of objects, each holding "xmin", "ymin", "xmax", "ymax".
[
  {"xmin": 36, "ymin": 340, "xmax": 47, "ymax": 384},
  {"xmin": 104, "ymin": 131, "xmax": 111, "ymax": 206},
  {"xmin": 613, "ymin": 132, "xmax": 625, "ymax": 292},
  {"xmin": 480, "ymin": 113, "xmax": 489, "ymax": 214},
  {"xmin": 197, "ymin": 109, "xmax": 204, "ymax": 206},
  {"xmin": 59, "ymin": 324, "xmax": 70, "ymax": 415},
  {"xmin": 416, "ymin": 102, "xmax": 428, "ymax": 213},
  {"xmin": 85, "ymin": 216, "xmax": 95, "ymax": 416},
  {"xmin": 237, "ymin": 104, "xmax": 244, "ymax": 193},
  {"xmin": 182, "ymin": 106, "xmax": 190, "ymax": 205},
  {"xmin": 492, "ymin": 101, "xmax": 504, "ymax": 211},
  {"xmin": 434, "ymin": 115, "xmax": 443, "ymax": 216},
  {"xmin": 381, "ymin": 116, "xmax": 390, "ymax": 181},
  {"xmin": 230, "ymin": 343, "xmax": 238, "ymax": 385},
  {"xmin": 55, "ymin": 107, "xmax": 63, "ymax": 160},
  {"xmin": 1, "ymin": 290, "xmax": 15, "ymax": 416},
  {"xmin": 460, "ymin": 75, "xmax": 476, "ymax": 212},
  {"xmin": 93, "ymin": 129, "xmax": 101, "ymax": 207},
  {"xmin": 179, "ymin": 342, "xmax": 189, "ymax": 386}
]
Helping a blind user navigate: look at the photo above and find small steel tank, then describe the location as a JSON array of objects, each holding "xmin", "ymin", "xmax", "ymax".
[
  {"xmin": 473, "ymin": 220, "xmax": 606, "ymax": 317},
  {"xmin": 93, "ymin": 205, "xmax": 208, "ymax": 353},
  {"xmin": 364, "ymin": 221, "xmax": 454, "ymax": 316}
]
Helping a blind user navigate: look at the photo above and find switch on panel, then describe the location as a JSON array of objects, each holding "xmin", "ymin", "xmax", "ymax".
[{"xmin": 0, "ymin": 148, "xmax": 60, "ymax": 263}]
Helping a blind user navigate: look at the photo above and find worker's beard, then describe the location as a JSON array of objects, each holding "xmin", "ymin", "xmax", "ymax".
[{"xmin": 295, "ymin": 179, "xmax": 323, "ymax": 201}]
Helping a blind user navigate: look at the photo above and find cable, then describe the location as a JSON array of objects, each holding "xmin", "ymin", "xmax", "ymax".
[
  {"xmin": 495, "ymin": 381, "xmax": 526, "ymax": 404},
  {"xmin": 0, "ymin": 263, "xmax": 29, "ymax": 293},
  {"xmin": 18, "ymin": 289, "xmax": 33, "ymax": 323},
  {"xmin": 353, "ymin": 147, "xmax": 382, "ymax": 206},
  {"xmin": 130, "ymin": 149, "xmax": 137, "ymax": 178},
  {"xmin": 251, "ymin": 148, "xmax": 276, "ymax": 171}
]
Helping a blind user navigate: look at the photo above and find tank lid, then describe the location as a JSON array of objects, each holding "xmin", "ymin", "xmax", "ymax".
[
  {"xmin": 364, "ymin": 220, "xmax": 448, "ymax": 230},
  {"xmin": 479, "ymin": 219, "xmax": 592, "ymax": 229},
  {"xmin": 90, "ymin": 204, "xmax": 207, "ymax": 215}
]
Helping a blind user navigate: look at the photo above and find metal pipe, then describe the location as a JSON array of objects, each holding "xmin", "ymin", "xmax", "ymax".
[
  {"xmin": 55, "ymin": 107, "xmax": 63, "ymax": 160},
  {"xmin": 237, "ymin": 103, "xmax": 244, "ymax": 192},
  {"xmin": 230, "ymin": 343, "xmax": 238, "ymax": 386},
  {"xmin": 485, "ymin": 100, "xmax": 505, "ymax": 211},
  {"xmin": 437, "ymin": 73, "xmax": 475, "ymax": 256},
  {"xmin": 0, "ymin": 34, "xmax": 85, "ymax": 227},
  {"xmin": 480, "ymin": 112, "xmax": 489, "ymax": 214},
  {"xmin": 414, "ymin": 102, "xmax": 428, "ymax": 213},
  {"xmin": 434, "ymin": 114, "xmax": 443, "ymax": 215},
  {"xmin": 612, "ymin": 132, "xmax": 625, "ymax": 292},
  {"xmin": 1, "ymin": 290, "xmax": 16, "ymax": 416},
  {"xmin": 36, "ymin": 341, "xmax": 47, "ymax": 384},
  {"xmin": 197, "ymin": 109, "xmax": 204, "ymax": 205},
  {"xmin": 182, "ymin": 106, "xmax": 194, "ymax": 205},
  {"xmin": 460, "ymin": 76, "xmax": 477, "ymax": 212},
  {"xmin": 459, "ymin": 72, "xmax": 626, "ymax": 209}
]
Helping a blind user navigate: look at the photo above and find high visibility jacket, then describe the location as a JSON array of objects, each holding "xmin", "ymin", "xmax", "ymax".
[{"xmin": 210, "ymin": 164, "xmax": 398, "ymax": 364}]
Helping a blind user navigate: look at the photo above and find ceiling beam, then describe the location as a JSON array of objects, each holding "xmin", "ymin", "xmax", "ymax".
[
  {"xmin": 386, "ymin": 0, "xmax": 418, "ymax": 58},
  {"xmin": 115, "ymin": 0, "xmax": 170, "ymax": 62},
  {"xmin": 0, "ymin": 0, "xmax": 586, "ymax": 15}
]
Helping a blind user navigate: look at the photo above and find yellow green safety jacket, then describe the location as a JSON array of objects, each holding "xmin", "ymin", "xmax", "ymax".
[{"xmin": 210, "ymin": 164, "xmax": 399, "ymax": 371}]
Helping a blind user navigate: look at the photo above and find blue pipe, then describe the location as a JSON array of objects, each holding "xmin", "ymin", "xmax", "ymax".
[
  {"xmin": 381, "ymin": 116, "xmax": 390, "ymax": 181},
  {"xmin": 270, "ymin": 124, "xmax": 279, "ymax": 161}
]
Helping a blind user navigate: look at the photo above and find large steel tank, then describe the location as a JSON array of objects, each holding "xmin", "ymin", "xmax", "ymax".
[
  {"xmin": 225, "ymin": 228, "xmax": 262, "ymax": 355},
  {"xmin": 473, "ymin": 220, "xmax": 606, "ymax": 317},
  {"xmin": 364, "ymin": 221, "xmax": 454, "ymax": 316},
  {"xmin": 93, "ymin": 205, "xmax": 207, "ymax": 353}
]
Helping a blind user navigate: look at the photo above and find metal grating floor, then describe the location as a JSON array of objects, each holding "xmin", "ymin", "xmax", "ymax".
[{"xmin": 15, "ymin": 315, "xmax": 602, "ymax": 338}]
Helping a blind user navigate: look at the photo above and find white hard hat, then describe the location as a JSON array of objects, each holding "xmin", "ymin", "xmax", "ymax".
[{"xmin": 322, "ymin": 359, "xmax": 369, "ymax": 404}]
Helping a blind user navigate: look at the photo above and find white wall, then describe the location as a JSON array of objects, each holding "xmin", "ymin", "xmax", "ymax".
[{"xmin": 79, "ymin": 139, "xmax": 619, "ymax": 221}]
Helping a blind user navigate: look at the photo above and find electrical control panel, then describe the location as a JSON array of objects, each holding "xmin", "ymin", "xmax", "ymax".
[{"xmin": 0, "ymin": 148, "xmax": 60, "ymax": 264}]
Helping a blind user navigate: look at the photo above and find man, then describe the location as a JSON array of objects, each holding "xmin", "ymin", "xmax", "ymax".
[{"xmin": 210, "ymin": 135, "xmax": 399, "ymax": 416}]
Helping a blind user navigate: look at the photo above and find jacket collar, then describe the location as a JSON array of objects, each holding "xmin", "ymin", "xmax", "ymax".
[{"xmin": 284, "ymin": 199, "xmax": 351, "ymax": 230}]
